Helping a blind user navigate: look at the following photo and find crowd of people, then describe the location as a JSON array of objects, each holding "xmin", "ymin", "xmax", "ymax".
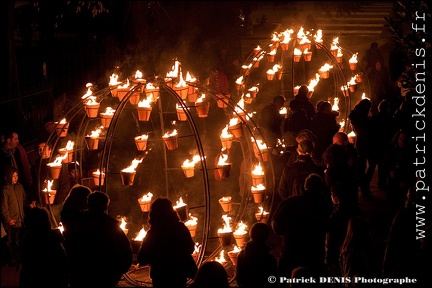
[{"xmin": 0, "ymin": 42, "xmax": 429, "ymax": 287}]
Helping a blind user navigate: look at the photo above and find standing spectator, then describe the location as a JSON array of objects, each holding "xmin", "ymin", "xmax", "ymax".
[
  {"xmin": 366, "ymin": 60, "xmax": 390, "ymax": 114},
  {"xmin": 60, "ymin": 185, "xmax": 91, "ymax": 252},
  {"xmin": 310, "ymin": 101, "xmax": 340, "ymax": 157},
  {"xmin": 0, "ymin": 129, "xmax": 32, "ymax": 192},
  {"xmin": 189, "ymin": 261, "xmax": 229, "ymax": 288},
  {"xmin": 278, "ymin": 140, "xmax": 322, "ymax": 200},
  {"xmin": 209, "ymin": 65, "xmax": 230, "ymax": 95},
  {"xmin": 294, "ymin": 85, "xmax": 315, "ymax": 120},
  {"xmin": 272, "ymin": 173, "xmax": 331, "ymax": 277},
  {"xmin": 361, "ymin": 42, "xmax": 384, "ymax": 73},
  {"xmin": 19, "ymin": 207, "xmax": 69, "ymax": 288},
  {"xmin": 339, "ymin": 217, "xmax": 380, "ymax": 283},
  {"xmin": 0, "ymin": 167, "xmax": 33, "ymax": 267},
  {"xmin": 348, "ymin": 98, "xmax": 373, "ymax": 198},
  {"xmin": 283, "ymin": 99, "xmax": 311, "ymax": 136},
  {"xmin": 68, "ymin": 191, "xmax": 132, "ymax": 287},
  {"xmin": 30, "ymin": 141, "xmax": 53, "ymax": 205},
  {"xmin": 260, "ymin": 95, "xmax": 285, "ymax": 149},
  {"xmin": 236, "ymin": 222, "xmax": 278, "ymax": 287},
  {"xmin": 137, "ymin": 197, "xmax": 197, "ymax": 288}
]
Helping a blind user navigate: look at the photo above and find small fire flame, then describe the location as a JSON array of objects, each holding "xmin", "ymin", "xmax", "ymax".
[
  {"xmin": 215, "ymin": 250, "xmax": 227, "ymax": 263},
  {"xmin": 58, "ymin": 222, "xmax": 64, "ymax": 234},
  {"xmin": 196, "ymin": 94, "xmax": 206, "ymax": 103},
  {"xmin": 93, "ymin": 169, "xmax": 105, "ymax": 177},
  {"xmin": 252, "ymin": 163, "xmax": 264, "ymax": 176},
  {"xmin": 294, "ymin": 48, "xmax": 302, "ymax": 56},
  {"xmin": 175, "ymin": 72, "xmax": 188, "ymax": 88},
  {"xmin": 139, "ymin": 192, "xmax": 153, "ymax": 203},
  {"xmin": 47, "ymin": 155, "xmax": 67, "ymax": 167},
  {"xmin": 330, "ymin": 37, "xmax": 340, "ymax": 51},
  {"xmin": 109, "ymin": 73, "xmax": 121, "ymax": 85},
  {"xmin": 185, "ymin": 71, "xmax": 197, "ymax": 83},
  {"xmin": 119, "ymin": 217, "xmax": 127, "ymax": 231},
  {"xmin": 118, "ymin": 79, "xmax": 130, "ymax": 89},
  {"xmin": 349, "ymin": 53, "xmax": 358, "ymax": 64},
  {"xmin": 221, "ymin": 196, "xmax": 231, "ymax": 202},
  {"xmin": 272, "ymin": 64, "xmax": 281, "ymax": 72},
  {"xmin": 134, "ymin": 70, "xmax": 144, "ymax": 80},
  {"xmin": 163, "ymin": 129, "xmax": 178, "ymax": 138},
  {"xmin": 280, "ymin": 28, "xmax": 294, "ymax": 44},
  {"xmin": 121, "ymin": 158, "xmax": 143, "ymax": 173},
  {"xmin": 319, "ymin": 63, "xmax": 334, "ymax": 73},
  {"xmin": 85, "ymin": 96, "xmax": 98, "ymax": 106},
  {"xmin": 82, "ymin": 83, "xmax": 93, "ymax": 101},
  {"xmin": 251, "ymin": 183, "xmax": 266, "ymax": 191},
  {"xmin": 218, "ymin": 215, "xmax": 232, "ymax": 233},
  {"xmin": 135, "ymin": 134, "xmax": 149, "ymax": 141},
  {"xmin": 193, "ymin": 242, "xmax": 201, "ymax": 254},
  {"xmin": 267, "ymin": 69, "xmax": 275, "ymax": 76},
  {"xmin": 297, "ymin": 27, "xmax": 306, "ymax": 39},
  {"xmin": 184, "ymin": 214, "xmax": 198, "ymax": 227},
  {"xmin": 332, "ymin": 97, "xmax": 340, "ymax": 111},
  {"xmin": 229, "ymin": 117, "xmax": 240, "ymax": 127},
  {"xmin": 42, "ymin": 180, "xmax": 54, "ymax": 192},
  {"xmin": 138, "ymin": 98, "xmax": 152, "ymax": 108},
  {"xmin": 235, "ymin": 76, "xmax": 244, "ymax": 85},
  {"xmin": 337, "ymin": 48, "xmax": 343, "ymax": 58},
  {"xmin": 307, "ymin": 73, "xmax": 320, "ymax": 92},
  {"xmin": 234, "ymin": 221, "xmax": 248, "ymax": 236},
  {"xmin": 134, "ymin": 228, "xmax": 147, "ymax": 241},
  {"xmin": 314, "ymin": 29, "xmax": 323, "ymax": 43},
  {"xmin": 102, "ymin": 107, "xmax": 116, "ymax": 116},
  {"xmin": 86, "ymin": 127, "xmax": 103, "ymax": 139},
  {"xmin": 231, "ymin": 245, "xmax": 241, "ymax": 253},
  {"xmin": 59, "ymin": 118, "xmax": 67, "ymax": 124},
  {"xmin": 182, "ymin": 155, "xmax": 201, "ymax": 168},
  {"xmin": 220, "ymin": 125, "xmax": 233, "ymax": 140},
  {"xmin": 217, "ymin": 153, "xmax": 229, "ymax": 166},
  {"xmin": 174, "ymin": 197, "xmax": 186, "ymax": 209}
]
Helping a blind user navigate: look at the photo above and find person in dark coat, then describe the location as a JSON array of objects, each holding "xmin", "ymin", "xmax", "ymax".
[
  {"xmin": 260, "ymin": 95, "xmax": 285, "ymax": 149},
  {"xmin": 19, "ymin": 207, "xmax": 69, "ymax": 288},
  {"xmin": 137, "ymin": 197, "xmax": 197, "ymax": 288},
  {"xmin": 283, "ymin": 99, "xmax": 311, "ymax": 135},
  {"xmin": 348, "ymin": 98, "xmax": 373, "ymax": 197},
  {"xmin": 294, "ymin": 84, "xmax": 316, "ymax": 120},
  {"xmin": 278, "ymin": 140, "xmax": 322, "ymax": 200},
  {"xmin": 310, "ymin": 101, "xmax": 340, "ymax": 157},
  {"xmin": 272, "ymin": 173, "xmax": 331, "ymax": 277},
  {"xmin": 68, "ymin": 191, "xmax": 133, "ymax": 288},
  {"xmin": 236, "ymin": 222, "xmax": 278, "ymax": 287},
  {"xmin": 189, "ymin": 261, "xmax": 229, "ymax": 288}
]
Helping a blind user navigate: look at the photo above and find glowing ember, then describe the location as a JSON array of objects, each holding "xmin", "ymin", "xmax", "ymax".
[
  {"xmin": 218, "ymin": 215, "xmax": 232, "ymax": 233},
  {"xmin": 121, "ymin": 158, "xmax": 143, "ymax": 173},
  {"xmin": 134, "ymin": 228, "xmax": 147, "ymax": 241},
  {"xmin": 252, "ymin": 163, "xmax": 264, "ymax": 176}
]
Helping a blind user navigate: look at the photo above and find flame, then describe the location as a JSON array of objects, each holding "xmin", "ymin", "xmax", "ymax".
[
  {"xmin": 229, "ymin": 117, "xmax": 240, "ymax": 126},
  {"xmin": 294, "ymin": 48, "xmax": 302, "ymax": 56},
  {"xmin": 349, "ymin": 53, "xmax": 358, "ymax": 64},
  {"xmin": 135, "ymin": 70, "xmax": 144, "ymax": 80},
  {"xmin": 47, "ymin": 155, "xmax": 67, "ymax": 167},
  {"xmin": 193, "ymin": 242, "xmax": 201, "ymax": 254},
  {"xmin": 215, "ymin": 250, "xmax": 227, "ymax": 263},
  {"xmin": 163, "ymin": 129, "xmax": 178, "ymax": 138},
  {"xmin": 62, "ymin": 140, "xmax": 74, "ymax": 151},
  {"xmin": 134, "ymin": 228, "xmax": 147, "ymax": 241},
  {"xmin": 175, "ymin": 72, "xmax": 187, "ymax": 88},
  {"xmin": 319, "ymin": 63, "xmax": 333, "ymax": 72},
  {"xmin": 279, "ymin": 107, "xmax": 287, "ymax": 115},
  {"xmin": 166, "ymin": 59, "xmax": 180, "ymax": 78},
  {"xmin": 102, "ymin": 107, "xmax": 116, "ymax": 116},
  {"xmin": 58, "ymin": 222, "xmax": 64, "ymax": 234},
  {"xmin": 184, "ymin": 214, "xmax": 198, "ymax": 226},
  {"xmin": 119, "ymin": 217, "xmax": 127, "ymax": 231},
  {"xmin": 251, "ymin": 183, "xmax": 266, "ymax": 191},
  {"xmin": 348, "ymin": 76, "xmax": 357, "ymax": 86},
  {"xmin": 185, "ymin": 71, "xmax": 197, "ymax": 82},
  {"xmin": 272, "ymin": 64, "xmax": 281, "ymax": 72},
  {"xmin": 337, "ymin": 48, "xmax": 343, "ymax": 58},
  {"xmin": 330, "ymin": 37, "xmax": 340, "ymax": 51},
  {"xmin": 362, "ymin": 93, "xmax": 369, "ymax": 100},
  {"xmin": 135, "ymin": 134, "xmax": 149, "ymax": 141},
  {"xmin": 220, "ymin": 125, "xmax": 233, "ymax": 139},
  {"xmin": 252, "ymin": 54, "xmax": 264, "ymax": 63},
  {"xmin": 59, "ymin": 118, "xmax": 67, "ymax": 124},
  {"xmin": 221, "ymin": 196, "xmax": 231, "ymax": 202},
  {"xmin": 339, "ymin": 120, "xmax": 345, "ymax": 129},
  {"xmin": 138, "ymin": 98, "xmax": 152, "ymax": 108},
  {"xmin": 307, "ymin": 73, "xmax": 320, "ymax": 92},
  {"xmin": 314, "ymin": 29, "xmax": 323, "ymax": 43},
  {"xmin": 86, "ymin": 126, "xmax": 103, "ymax": 138},
  {"xmin": 252, "ymin": 163, "xmax": 264, "ymax": 176},
  {"xmin": 299, "ymin": 37, "xmax": 311, "ymax": 46},
  {"xmin": 348, "ymin": 131, "xmax": 356, "ymax": 137},
  {"xmin": 254, "ymin": 45, "xmax": 262, "ymax": 52},
  {"xmin": 242, "ymin": 63, "xmax": 252, "ymax": 71},
  {"xmin": 109, "ymin": 73, "xmax": 120, "ymax": 85},
  {"xmin": 174, "ymin": 197, "xmax": 186, "ymax": 209},
  {"xmin": 121, "ymin": 158, "xmax": 143, "ymax": 173},
  {"xmin": 82, "ymin": 83, "xmax": 93, "ymax": 100},
  {"xmin": 118, "ymin": 79, "xmax": 130, "ymax": 89},
  {"xmin": 139, "ymin": 192, "xmax": 153, "ymax": 203},
  {"xmin": 341, "ymin": 85, "xmax": 349, "ymax": 93},
  {"xmin": 332, "ymin": 97, "xmax": 340, "ymax": 111},
  {"xmin": 218, "ymin": 215, "xmax": 232, "ymax": 233},
  {"xmin": 217, "ymin": 153, "xmax": 229, "ymax": 166},
  {"xmin": 268, "ymin": 49, "xmax": 277, "ymax": 56},
  {"xmin": 257, "ymin": 206, "xmax": 269, "ymax": 216},
  {"xmin": 42, "ymin": 180, "xmax": 54, "ymax": 192},
  {"xmin": 280, "ymin": 28, "xmax": 294, "ymax": 44},
  {"xmin": 182, "ymin": 155, "xmax": 200, "ymax": 168},
  {"xmin": 231, "ymin": 245, "xmax": 241, "ymax": 253},
  {"xmin": 93, "ymin": 169, "xmax": 105, "ymax": 177},
  {"xmin": 196, "ymin": 94, "xmax": 206, "ymax": 103},
  {"xmin": 297, "ymin": 27, "xmax": 305, "ymax": 39},
  {"xmin": 85, "ymin": 96, "xmax": 98, "ymax": 106},
  {"xmin": 234, "ymin": 221, "xmax": 248, "ymax": 235},
  {"xmin": 267, "ymin": 69, "xmax": 275, "ymax": 75},
  {"xmin": 235, "ymin": 76, "xmax": 244, "ymax": 85}
]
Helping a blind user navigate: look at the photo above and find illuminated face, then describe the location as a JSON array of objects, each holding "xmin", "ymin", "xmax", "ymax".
[
  {"xmin": 12, "ymin": 172, "xmax": 18, "ymax": 185},
  {"xmin": 7, "ymin": 133, "xmax": 19, "ymax": 149},
  {"xmin": 38, "ymin": 143, "xmax": 52, "ymax": 159}
]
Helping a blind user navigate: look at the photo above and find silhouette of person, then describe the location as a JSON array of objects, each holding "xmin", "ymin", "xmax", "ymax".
[
  {"xmin": 68, "ymin": 191, "xmax": 133, "ymax": 288},
  {"xmin": 189, "ymin": 261, "xmax": 229, "ymax": 288},
  {"xmin": 236, "ymin": 222, "xmax": 278, "ymax": 287},
  {"xmin": 19, "ymin": 207, "xmax": 69, "ymax": 288},
  {"xmin": 137, "ymin": 197, "xmax": 197, "ymax": 288}
]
